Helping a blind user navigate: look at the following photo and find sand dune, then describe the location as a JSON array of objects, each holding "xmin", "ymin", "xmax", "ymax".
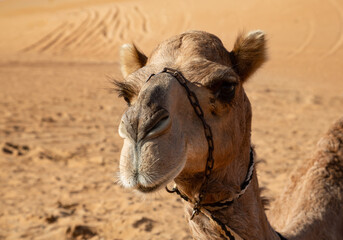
[{"xmin": 0, "ymin": 0, "xmax": 343, "ymax": 239}]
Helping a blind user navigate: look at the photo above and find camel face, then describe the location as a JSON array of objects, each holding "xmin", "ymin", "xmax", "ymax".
[
  {"xmin": 118, "ymin": 73, "xmax": 189, "ymax": 192},
  {"xmin": 116, "ymin": 31, "xmax": 266, "ymax": 193}
]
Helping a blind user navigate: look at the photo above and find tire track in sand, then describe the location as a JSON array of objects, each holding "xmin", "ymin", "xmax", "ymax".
[
  {"xmin": 38, "ymin": 22, "xmax": 78, "ymax": 53},
  {"xmin": 326, "ymin": 0, "xmax": 343, "ymax": 56},
  {"xmin": 134, "ymin": 5, "xmax": 148, "ymax": 33},
  {"xmin": 55, "ymin": 9, "xmax": 93, "ymax": 51},
  {"xmin": 89, "ymin": 8, "xmax": 121, "ymax": 56},
  {"xmin": 21, "ymin": 23, "xmax": 70, "ymax": 52},
  {"xmin": 20, "ymin": 5, "xmax": 149, "ymax": 57},
  {"xmin": 287, "ymin": 12, "xmax": 315, "ymax": 58},
  {"xmin": 78, "ymin": 8, "xmax": 114, "ymax": 55}
]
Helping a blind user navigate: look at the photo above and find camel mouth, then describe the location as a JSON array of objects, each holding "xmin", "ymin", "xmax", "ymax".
[
  {"xmin": 136, "ymin": 183, "xmax": 162, "ymax": 193},
  {"xmin": 135, "ymin": 177, "xmax": 170, "ymax": 193},
  {"xmin": 134, "ymin": 158, "xmax": 186, "ymax": 193}
]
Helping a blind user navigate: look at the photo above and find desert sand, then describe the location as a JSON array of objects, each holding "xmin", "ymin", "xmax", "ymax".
[{"xmin": 0, "ymin": 0, "xmax": 343, "ymax": 239}]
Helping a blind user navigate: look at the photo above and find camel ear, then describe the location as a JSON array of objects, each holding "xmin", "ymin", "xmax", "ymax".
[
  {"xmin": 231, "ymin": 30, "xmax": 267, "ymax": 81},
  {"xmin": 120, "ymin": 44, "xmax": 147, "ymax": 78}
]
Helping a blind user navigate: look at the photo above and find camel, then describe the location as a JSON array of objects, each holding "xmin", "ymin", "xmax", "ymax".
[{"xmin": 114, "ymin": 30, "xmax": 343, "ymax": 239}]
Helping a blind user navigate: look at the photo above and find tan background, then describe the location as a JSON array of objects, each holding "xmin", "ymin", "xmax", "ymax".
[{"xmin": 0, "ymin": 0, "xmax": 343, "ymax": 239}]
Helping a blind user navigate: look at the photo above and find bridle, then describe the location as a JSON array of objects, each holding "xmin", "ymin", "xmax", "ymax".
[
  {"xmin": 145, "ymin": 67, "xmax": 287, "ymax": 240},
  {"xmin": 147, "ymin": 67, "xmax": 218, "ymax": 217}
]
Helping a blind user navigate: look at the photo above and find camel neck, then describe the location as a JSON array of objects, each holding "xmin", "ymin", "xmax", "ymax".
[{"xmin": 174, "ymin": 149, "xmax": 280, "ymax": 240}]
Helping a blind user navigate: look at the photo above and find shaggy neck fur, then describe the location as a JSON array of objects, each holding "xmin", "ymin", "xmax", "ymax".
[{"xmin": 175, "ymin": 145, "xmax": 281, "ymax": 240}]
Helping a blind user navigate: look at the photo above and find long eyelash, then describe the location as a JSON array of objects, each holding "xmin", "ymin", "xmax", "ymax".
[{"xmin": 111, "ymin": 79, "xmax": 139, "ymax": 102}]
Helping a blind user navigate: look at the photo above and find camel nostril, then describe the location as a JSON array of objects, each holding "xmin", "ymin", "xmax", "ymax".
[
  {"xmin": 119, "ymin": 109, "xmax": 171, "ymax": 141},
  {"xmin": 145, "ymin": 114, "xmax": 171, "ymax": 139}
]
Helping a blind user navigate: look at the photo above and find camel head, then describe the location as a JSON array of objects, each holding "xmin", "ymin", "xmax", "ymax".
[{"xmin": 115, "ymin": 30, "xmax": 266, "ymax": 194}]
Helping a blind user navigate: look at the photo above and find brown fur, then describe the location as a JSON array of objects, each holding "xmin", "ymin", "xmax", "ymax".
[
  {"xmin": 115, "ymin": 30, "xmax": 343, "ymax": 240},
  {"xmin": 231, "ymin": 30, "xmax": 267, "ymax": 81},
  {"xmin": 269, "ymin": 117, "xmax": 343, "ymax": 239}
]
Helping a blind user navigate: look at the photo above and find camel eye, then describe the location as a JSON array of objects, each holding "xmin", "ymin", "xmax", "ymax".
[
  {"xmin": 123, "ymin": 96, "xmax": 131, "ymax": 106},
  {"xmin": 215, "ymin": 81, "xmax": 237, "ymax": 103},
  {"xmin": 112, "ymin": 80, "xmax": 139, "ymax": 107}
]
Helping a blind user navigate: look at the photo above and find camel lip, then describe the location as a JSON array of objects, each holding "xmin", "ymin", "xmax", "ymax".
[
  {"xmin": 126, "ymin": 153, "xmax": 187, "ymax": 194},
  {"xmin": 134, "ymin": 168, "xmax": 180, "ymax": 193},
  {"xmin": 136, "ymin": 183, "xmax": 162, "ymax": 193},
  {"xmin": 135, "ymin": 177, "xmax": 171, "ymax": 193}
]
